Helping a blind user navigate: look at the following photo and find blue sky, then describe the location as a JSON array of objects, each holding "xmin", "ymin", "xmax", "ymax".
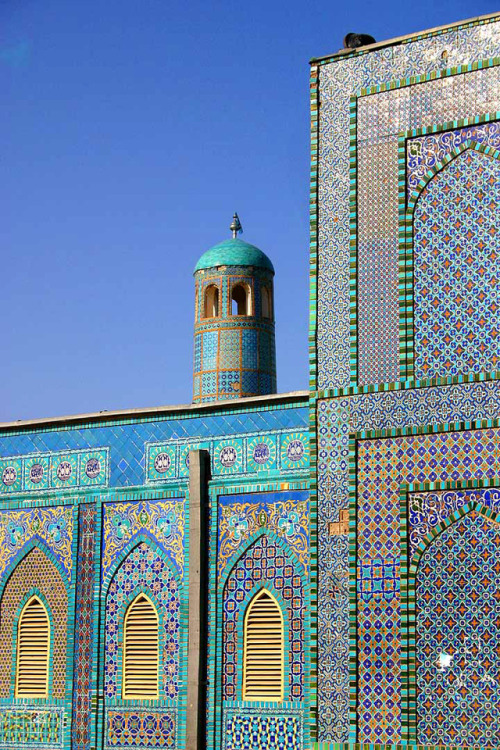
[{"xmin": 2, "ymin": 0, "xmax": 498, "ymax": 421}]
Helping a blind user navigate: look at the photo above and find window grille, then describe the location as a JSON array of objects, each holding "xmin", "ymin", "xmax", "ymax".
[
  {"xmin": 242, "ymin": 588, "xmax": 284, "ymax": 701},
  {"xmin": 123, "ymin": 593, "xmax": 159, "ymax": 699},
  {"xmin": 15, "ymin": 595, "xmax": 49, "ymax": 698}
]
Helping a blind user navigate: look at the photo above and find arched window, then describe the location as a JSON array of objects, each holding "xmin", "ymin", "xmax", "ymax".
[
  {"xmin": 231, "ymin": 284, "xmax": 250, "ymax": 316},
  {"xmin": 242, "ymin": 588, "xmax": 284, "ymax": 701},
  {"xmin": 123, "ymin": 593, "xmax": 159, "ymax": 699},
  {"xmin": 261, "ymin": 285, "xmax": 272, "ymax": 319},
  {"xmin": 15, "ymin": 595, "xmax": 50, "ymax": 698},
  {"xmin": 203, "ymin": 285, "xmax": 219, "ymax": 318}
]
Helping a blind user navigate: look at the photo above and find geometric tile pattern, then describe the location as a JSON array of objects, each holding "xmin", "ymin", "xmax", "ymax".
[
  {"xmin": 193, "ymin": 265, "xmax": 276, "ymax": 403},
  {"xmin": 0, "ymin": 545, "xmax": 68, "ymax": 699},
  {"xmin": 217, "ymin": 491, "xmax": 309, "ymax": 581},
  {"xmin": 0, "ymin": 447, "xmax": 108, "ymax": 495},
  {"xmin": 222, "ymin": 535, "xmax": 305, "ymax": 702},
  {"xmin": 146, "ymin": 429, "xmax": 309, "ymax": 484},
  {"xmin": 408, "ymin": 485, "xmax": 500, "ymax": 558},
  {"xmin": 72, "ymin": 504, "xmax": 97, "ymax": 750},
  {"xmin": 0, "ymin": 706, "xmax": 64, "ymax": 749},
  {"xmin": 104, "ymin": 706, "xmax": 177, "ymax": 749},
  {"xmin": 357, "ymin": 428, "xmax": 499, "ymax": 744},
  {"xmin": 316, "ymin": 379, "xmax": 500, "ymax": 742},
  {"xmin": 104, "ymin": 542, "xmax": 180, "ymax": 700},
  {"xmin": 317, "ymin": 22, "xmax": 500, "ymax": 389},
  {"xmin": 406, "ymin": 120, "xmax": 500, "ymax": 195},
  {"xmin": 102, "ymin": 499, "xmax": 184, "ymax": 581},
  {"xmin": 222, "ymin": 707, "xmax": 304, "ymax": 750},
  {"xmin": 0, "ymin": 505, "xmax": 74, "ymax": 582},
  {"xmin": 416, "ymin": 509, "xmax": 500, "ymax": 747},
  {"xmin": 413, "ymin": 148, "xmax": 500, "ymax": 379},
  {"xmin": 0, "ymin": 404, "xmax": 308, "ymax": 490}
]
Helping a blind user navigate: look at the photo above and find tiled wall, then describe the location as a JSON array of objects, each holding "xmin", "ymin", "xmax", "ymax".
[
  {"xmin": 311, "ymin": 15, "xmax": 500, "ymax": 747},
  {"xmin": 0, "ymin": 399, "xmax": 309, "ymax": 750}
]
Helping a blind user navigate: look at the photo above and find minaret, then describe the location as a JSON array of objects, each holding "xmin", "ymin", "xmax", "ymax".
[{"xmin": 193, "ymin": 214, "xmax": 277, "ymax": 403}]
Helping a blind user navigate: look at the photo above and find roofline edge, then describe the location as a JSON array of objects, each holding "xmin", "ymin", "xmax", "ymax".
[{"xmin": 310, "ymin": 12, "xmax": 500, "ymax": 65}]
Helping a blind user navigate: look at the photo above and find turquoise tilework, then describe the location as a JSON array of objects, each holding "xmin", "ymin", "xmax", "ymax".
[
  {"xmin": 146, "ymin": 427, "xmax": 309, "ymax": 484},
  {"xmin": 0, "ymin": 448, "xmax": 109, "ymax": 496},
  {"xmin": 23, "ymin": 454, "xmax": 50, "ymax": 491},
  {"xmin": 202, "ymin": 331, "xmax": 218, "ymax": 370}
]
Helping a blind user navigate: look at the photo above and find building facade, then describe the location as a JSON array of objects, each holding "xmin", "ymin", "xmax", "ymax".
[
  {"xmin": 310, "ymin": 11, "xmax": 500, "ymax": 749},
  {"xmin": 0, "ymin": 12, "xmax": 499, "ymax": 750}
]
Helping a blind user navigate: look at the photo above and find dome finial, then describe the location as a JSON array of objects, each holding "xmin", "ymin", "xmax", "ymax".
[{"xmin": 230, "ymin": 212, "xmax": 243, "ymax": 239}]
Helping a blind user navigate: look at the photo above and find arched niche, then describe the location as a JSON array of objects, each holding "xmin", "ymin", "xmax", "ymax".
[
  {"xmin": 414, "ymin": 509, "xmax": 500, "ymax": 747},
  {"xmin": 412, "ymin": 146, "xmax": 500, "ymax": 379},
  {"xmin": 231, "ymin": 283, "xmax": 251, "ymax": 316},
  {"xmin": 203, "ymin": 284, "xmax": 219, "ymax": 318},
  {"xmin": 0, "ymin": 546, "xmax": 67, "ymax": 699}
]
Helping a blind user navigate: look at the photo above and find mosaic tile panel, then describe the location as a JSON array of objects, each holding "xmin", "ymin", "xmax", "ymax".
[
  {"xmin": 356, "ymin": 427, "xmax": 500, "ymax": 744},
  {"xmin": 222, "ymin": 535, "xmax": 305, "ymax": 702},
  {"xmin": 412, "ymin": 147, "xmax": 500, "ymax": 379},
  {"xmin": 356, "ymin": 67, "xmax": 500, "ymax": 386},
  {"xmin": 222, "ymin": 707, "xmax": 304, "ymax": 750},
  {"xmin": 316, "ymin": 19, "xmax": 500, "ymax": 389},
  {"xmin": 218, "ymin": 491, "xmax": 309, "ymax": 581},
  {"xmin": 415, "ymin": 509, "xmax": 500, "ymax": 747},
  {"xmin": 104, "ymin": 707, "xmax": 177, "ymax": 749},
  {"xmin": 105, "ymin": 542, "xmax": 180, "ymax": 700},
  {"xmin": 0, "ymin": 448, "xmax": 108, "ymax": 495},
  {"xmin": 406, "ymin": 119, "xmax": 500, "ymax": 194},
  {"xmin": 0, "ymin": 405, "xmax": 308, "ymax": 490},
  {"xmin": 0, "ymin": 706, "xmax": 64, "ymax": 749},
  {"xmin": 0, "ymin": 506, "xmax": 74, "ymax": 582},
  {"xmin": 0, "ymin": 546, "xmax": 68, "ymax": 699},
  {"xmin": 72, "ymin": 504, "xmax": 97, "ymax": 750},
  {"xmin": 316, "ymin": 378, "xmax": 500, "ymax": 741},
  {"xmin": 146, "ymin": 428, "xmax": 309, "ymax": 484},
  {"xmin": 102, "ymin": 499, "xmax": 184, "ymax": 581},
  {"xmin": 408, "ymin": 485, "xmax": 500, "ymax": 558}
]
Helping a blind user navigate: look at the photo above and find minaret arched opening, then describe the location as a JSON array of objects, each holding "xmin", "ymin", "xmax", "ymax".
[
  {"xmin": 231, "ymin": 284, "xmax": 251, "ymax": 316},
  {"xmin": 203, "ymin": 285, "xmax": 219, "ymax": 318},
  {"xmin": 261, "ymin": 285, "xmax": 272, "ymax": 319}
]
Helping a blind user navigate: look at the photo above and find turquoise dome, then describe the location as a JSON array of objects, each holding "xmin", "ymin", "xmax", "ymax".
[{"xmin": 194, "ymin": 238, "xmax": 274, "ymax": 274}]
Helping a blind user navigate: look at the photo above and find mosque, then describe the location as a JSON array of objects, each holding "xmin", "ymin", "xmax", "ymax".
[{"xmin": 0, "ymin": 12, "xmax": 499, "ymax": 750}]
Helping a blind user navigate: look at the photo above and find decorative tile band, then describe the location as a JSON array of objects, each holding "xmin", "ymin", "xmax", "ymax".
[
  {"xmin": 104, "ymin": 706, "xmax": 177, "ymax": 749},
  {"xmin": 222, "ymin": 706, "xmax": 304, "ymax": 750},
  {"xmin": 145, "ymin": 429, "xmax": 309, "ymax": 483},
  {"xmin": 0, "ymin": 705, "xmax": 64, "ymax": 749},
  {"xmin": 0, "ymin": 448, "xmax": 109, "ymax": 495}
]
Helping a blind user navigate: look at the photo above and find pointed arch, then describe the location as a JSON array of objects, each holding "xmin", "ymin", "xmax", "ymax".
[
  {"xmin": 231, "ymin": 283, "xmax": 251, "ymax": 316},
  {"xmin": 203, "ymin": 284, "xmax": 220, "ymax": 318},
  {"xmin": 220, "ymin": 527, "xmax": 306, "ymax": 589},
  {"xmin": 123, "ymin": 592, "xmax": 159, "ymax": 700},
  {"xmin": 408, "ymin": 140, "xmax": 500, "ymax": 212},
  {"xmin": 401, "ymin": 499, "xmax": 500, "ymax": 745},
  {"xmin": 242, "ymin": 587, "xmax": 284, "ymax": 701},
  {"xmin": 0, "ymin": 536, "xmax": 70, "ymax": 603},
  {"xmin": 102, "ymin": 532, "xmax": 182, "ymax": 593},
  {"xmin": 0, "ymin": 545, "xmax": 68, "ymax": 700},
  {"xmin": 261, "ymin": 284, "xmax": 272, "ymax": 319},
  {"xmin": 15, "ymin": 595, "xmax": 50, "ymax": 698},
  {"xmin": 102, "ymin": 537, "xmax": 182, "ymax": 702}
]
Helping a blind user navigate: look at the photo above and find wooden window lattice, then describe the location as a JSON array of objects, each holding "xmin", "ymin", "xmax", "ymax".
[
  {"xmin": 242, "ymin": 588, "xmax": 284, "ymax": 701},
  {"xmin": 123, "ymin": 593, "xmax": 159, "ymax": 699},
  {"xmin": 16, "ymin": 595, "xmax": 50, "ymax": 698}
]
